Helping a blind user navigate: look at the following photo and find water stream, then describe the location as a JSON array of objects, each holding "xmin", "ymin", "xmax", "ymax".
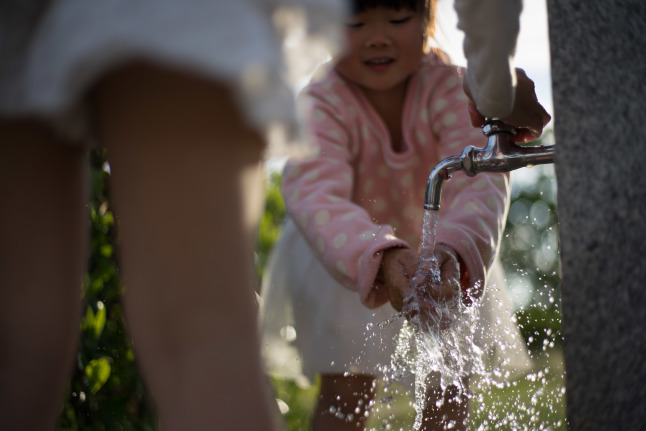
[{"xmin": 380, "ymin": 209, "xmax": 484, "ymax": 430}]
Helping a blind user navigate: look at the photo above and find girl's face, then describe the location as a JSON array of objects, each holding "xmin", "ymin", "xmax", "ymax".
[{"xmin": 335, "ymin": 7, "xmax": 425, "ymax": 97}]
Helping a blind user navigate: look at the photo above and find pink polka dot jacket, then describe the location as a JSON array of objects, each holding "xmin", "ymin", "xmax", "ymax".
[{"xmin": 282, "ymin": 52, "xmax": 511, "ymax": 309}]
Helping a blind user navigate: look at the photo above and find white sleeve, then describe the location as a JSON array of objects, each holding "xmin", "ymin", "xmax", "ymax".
[{"xmin": 454, "ymin": 0, "xmax": 522, "ymax": 119}]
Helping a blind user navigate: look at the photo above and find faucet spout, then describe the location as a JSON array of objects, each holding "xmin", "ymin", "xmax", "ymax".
[
  {"xmin": 423, "ymin": 155, "xmax": 463, "ymax": 211},
  {"xmin": 424, "ymin": 120, "xmax": 555, "ymax": 211}
]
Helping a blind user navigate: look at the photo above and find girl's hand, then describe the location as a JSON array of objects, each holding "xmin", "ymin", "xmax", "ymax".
[
  {"xmin": 463, "ymin": 68, "xmax": 551, "ymax": 143},
  {"xmin": 378, "ymin": 246, "xmax": 462, "ymax": 330},
  {"xmin": 409, "ymin": 244, "xmax": 462, "ymax": 330},
  {"xmin": 419, "ymin": 244, "xmax": 461, "ymax": 303},
  {"xmin": 378, "ymin": 248, "xmax": 421, "ymax": 313}
]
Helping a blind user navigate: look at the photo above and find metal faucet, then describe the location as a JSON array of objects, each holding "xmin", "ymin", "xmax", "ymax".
[{"xmin": 424, "ymin": 120, "xmax": 555, "ymax": 210}]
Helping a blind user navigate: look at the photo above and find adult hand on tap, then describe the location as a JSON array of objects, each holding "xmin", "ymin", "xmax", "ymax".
[
  {"xmin": 463, "ymin": 68, "xmax": 552, "ymax": 143},
  {"xmin": 378, "ymin": 245, "xmax": 462, "ymax": 330}
]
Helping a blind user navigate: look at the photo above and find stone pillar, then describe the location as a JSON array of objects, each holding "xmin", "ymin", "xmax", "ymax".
[{"xmin": 547, "ymin": 1, "xmax": 646, "ymax": 429}]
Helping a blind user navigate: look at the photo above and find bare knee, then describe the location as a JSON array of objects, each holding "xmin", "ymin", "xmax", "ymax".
[{"xmin": 422, "ymin": 378, "xmax": 470, "ymax": 431}]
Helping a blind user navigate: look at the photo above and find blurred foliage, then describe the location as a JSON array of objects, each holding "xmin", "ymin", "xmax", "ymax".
[
  {"xmin": 256, "ymin": 172, "xmax": 287, "ymax": 280},
  {"xmin": 57, "ymin": 149, "xmax": 155, "ymax": 431},
  {"xmin": 271, "ymin": 377, "xmax": 319, "ymax": 430},
  {"xmin": 500, "ymin": 131, "xmax": 562, "ymax": 353}
]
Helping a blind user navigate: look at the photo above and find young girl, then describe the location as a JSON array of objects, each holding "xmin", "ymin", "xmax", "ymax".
[{"xmin": 261, "ymin": 0, "xmax": 535, "ymax": 429}]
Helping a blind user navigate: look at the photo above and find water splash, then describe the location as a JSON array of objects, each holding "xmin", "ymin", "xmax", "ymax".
[
  {"xmin": 380, "ymin": 209, "xmax": 485, "ymax": 430},
  {"xmin": 356, "ymin": 206, "xmax": 566, "ymax": 430}
]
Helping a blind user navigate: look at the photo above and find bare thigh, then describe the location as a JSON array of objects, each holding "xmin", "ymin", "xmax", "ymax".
[
  {"xmin": 90, "ymin": 61, "xmax": 274, "ymax": 430},
  {"xmin": 0, "ymin": 118, "xmax": 87, "ymax": 429}
]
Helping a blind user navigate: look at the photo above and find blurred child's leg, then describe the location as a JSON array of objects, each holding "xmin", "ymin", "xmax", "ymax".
[
  {"xmin": 421, "ymin": 377, "xmax": 469, "ymax": 431},
  {"xmin": 0, "ymin": 120, "xmax": 87, "ymax": 429},
  {"xmin": 90, "ymin": 61, "xmax": 275, "ymax": 430},
  {"xmin": 314, "ymin": 373, "xmax": 376, "ymax": 431}
]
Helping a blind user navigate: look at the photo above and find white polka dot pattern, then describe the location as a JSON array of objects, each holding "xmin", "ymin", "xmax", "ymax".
[
  {"xmin": 445, "ymin": 75, "xmax": 459, "ymax": 88},
  {"xmin": 443, "ymin": 112, "xmax": 457, "ymax": 127},
  {"xmin": 363, "ymin": 179, "xmax": 374, "ymax": 194},
  {"xmin": 341, "ymin": 212, "xmax": 358, "ymax": 221},
  {"xmin": 448, "ymin": 139, "xmax": 463, "ymax": 150},
  {"xmin": 417, "ymin": 130, "xmax": 427, "ymax": 145},
  {"xmin": 336, "ymin": 261, "xmax": 347, "ymax": 275},
  {"xmin": 285, "ymin": 164, "xmax": 301, "ymax": 179},
  {"xmin": 333, "ymin": 233, "xmax": 348, "ymax": 248},
  {"xmin": 462, "ymin": 200, "xmax": 481, "ymax": 213},
  {"xmin": 362, "ymin": 125, "xmax": 371, "ymax": 140},
  {"xmin": 433, "ymin": 98, "xmax": 448, "ymax": 113},
  {"xmin": 328, "ymin": 129, "xmax": 342, "ymax": 140},
  {"xmin": 315, "ymin": 210, "xmax": 330, "ymax": 226},
  {"xmin": 455, "ymin": 91, "xmax": 468, "ymax": 101},
  {"xmin": 450, "ymin": 195, "xmax": 462, "ymax": 210},
  {"xmin": 377, "ymin": 165, "xmax": 389, "ymax": 179},
  {"xmin": 304, "ymin": 169, "xmax": 319, "ymax": 181},
  {"xmin": 471, "ymin": 178, "xmax": 488, "ymax": 190},
  {"xmin": 403, "ymin": 205, "xmax": 419, "ymax": 220},
  {"xmin": 419, "ymin": 107, "xmax": 428, "ymax": 123},
  {"xmin": 372, "ymin": 197, "xmax": 386, "ymax": 213},
  {"xmin": 313, "ymin": 109, "xmax": 327, "ymax": 123},
  {"xmin": 325, "ymin": 94, "xmax": 341, "ymax": 106},
  {"xmin": 400, "ymin": 172, "xmax": 413, "ymax": 188},
  {"xmin": 288, "ymin": 189, "xmax": 300, "ymax": 204}
]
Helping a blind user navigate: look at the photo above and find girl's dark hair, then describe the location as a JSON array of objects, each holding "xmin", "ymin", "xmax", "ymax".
[{"xmin": 350, "ymin": 0, "xmax": 438, "ymax": 38}]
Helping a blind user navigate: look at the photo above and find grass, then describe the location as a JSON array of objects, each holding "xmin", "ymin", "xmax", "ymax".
[
  {"xmin": 271, "ymin": 348, "xmax": 566, "ymax": 430},
  {"xmin": 469, "ymin": 349, "xmax": 566, "ymax": 430}
]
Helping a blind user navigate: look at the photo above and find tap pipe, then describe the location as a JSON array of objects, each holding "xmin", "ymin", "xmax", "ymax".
[
  {"xmin": 424, "ymin": 120, "xmax": 555, "ymax": 211},
  {"xmin": 423, "ymin": 155, "xmax": 463, "ymax": 211}
]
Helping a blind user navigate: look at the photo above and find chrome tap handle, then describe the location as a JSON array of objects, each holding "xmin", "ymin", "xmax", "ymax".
[
  {"xmin": 458, "ymin": 119, "xmax": 517, "ymax": 177},
  {"xmin": 481, "ymin": 119, "xmax": 518, "ymax": 137}
]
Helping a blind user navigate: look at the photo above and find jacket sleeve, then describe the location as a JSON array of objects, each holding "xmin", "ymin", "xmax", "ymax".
[
  {"xmin": 454, "ymin": 0, "xmax": 522, "ymax": 119},
  {"xmin": 428, "ymin": 66, "xmax": 511, "ymax": 299},
  {"xmin": 282, "ymin": 87, "xmax": 409, "ymax": 309}
]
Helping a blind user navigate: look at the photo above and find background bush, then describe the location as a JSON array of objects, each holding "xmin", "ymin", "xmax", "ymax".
[
  {"xmin": 500, "ymin": 131, "xmax": 562, "ymax": 353},
  {"xmin": 57, "ymin": 149, "xmax": 155, "ymax": 431}
]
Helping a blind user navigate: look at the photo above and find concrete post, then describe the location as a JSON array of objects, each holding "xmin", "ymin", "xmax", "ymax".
[{"xmin": 547, "ymin": 0, "xmax": 646, "ymax": 429}]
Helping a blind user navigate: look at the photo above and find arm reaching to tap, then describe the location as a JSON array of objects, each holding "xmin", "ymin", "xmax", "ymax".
[
  {"xmin": 463, "ymin": 68, "xmax": 551, "ymax": 143},
  {"xmin": 378, "ymin": 245, "xmax": 462, "ymax": 328},
  {"xmin": 455, "ymin": 0, "xmax": 551, "ymax": 143},
  {"xmin": 455, "ymin": 0, "xmax": 521, "ymax": 119}
]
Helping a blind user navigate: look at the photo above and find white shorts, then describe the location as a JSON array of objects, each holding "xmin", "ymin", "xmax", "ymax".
[{"xmin": 0, "ymin": 0, "xmax": 344, "ymax": 148}]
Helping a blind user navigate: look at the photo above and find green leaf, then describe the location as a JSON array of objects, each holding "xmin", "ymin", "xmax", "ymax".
[
  {"xmin": 82, "ymin": 302, "xmax": 106, "ymax": 339},
  {"xmin": 84, "ymin": 357, "xmax": 111, "ymax": 394},
  {"xmin": 99, "ymin": 244, "xmax": 113, "ymax": 258}
]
